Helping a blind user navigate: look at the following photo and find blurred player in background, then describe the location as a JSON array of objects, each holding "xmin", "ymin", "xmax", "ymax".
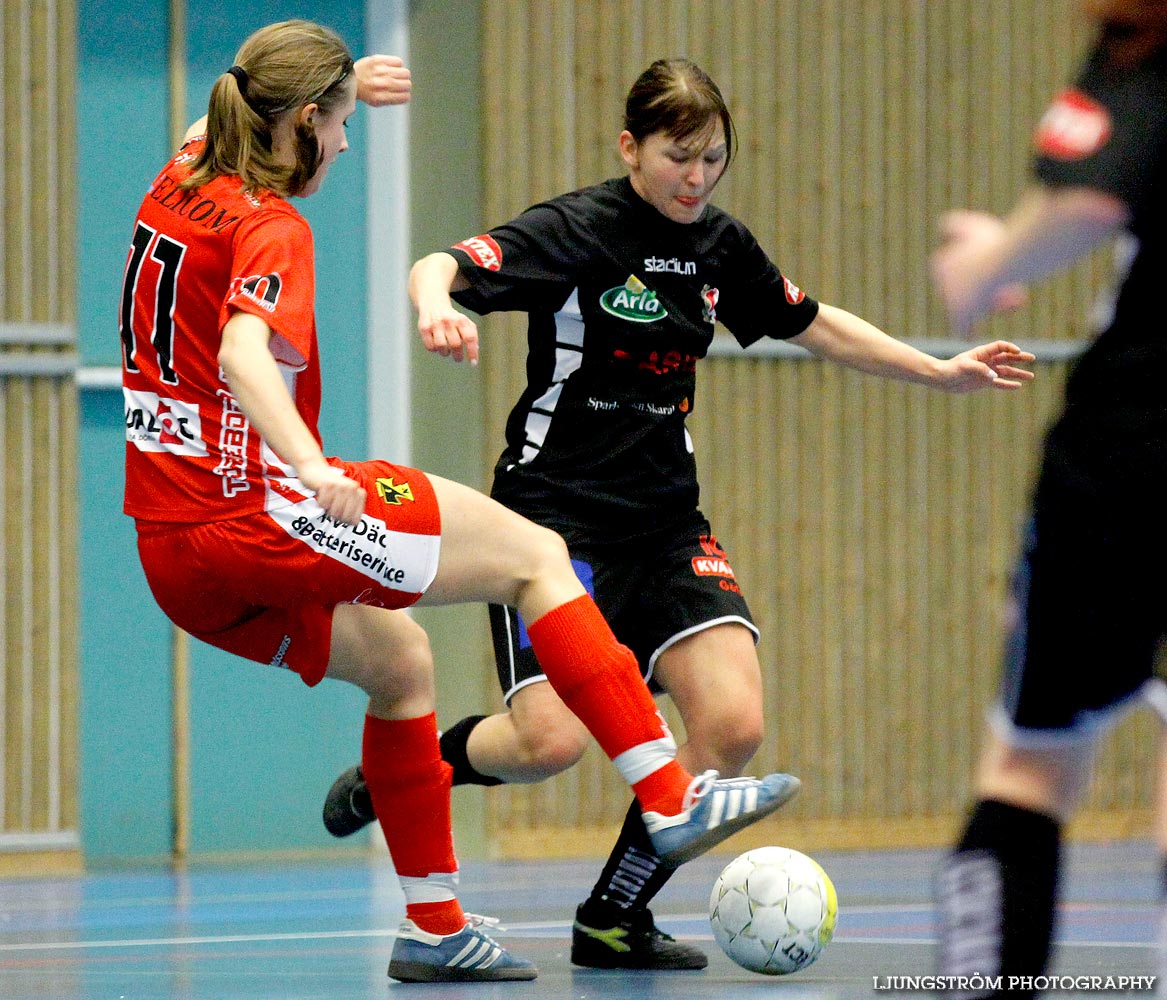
[
  {"xmin": 325, "ymin": 57, "xmax": 1034, "ymax": 970},
  {"xmin": 933, "ymin": 1, "xmax": 1167, "ymax": 994},
  {"xmin": 121, "ymin": 20, "xmax": 798, "ymax": 984}
]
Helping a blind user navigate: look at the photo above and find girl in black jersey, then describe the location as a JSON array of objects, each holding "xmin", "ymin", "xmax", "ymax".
[
  {"xmin": 326, "ymin": 57, "xmax": 1034, "ymax": 970},
  {"xmin": 934, "ymin": 2, "xmax": 1167, "ymax": 993}
]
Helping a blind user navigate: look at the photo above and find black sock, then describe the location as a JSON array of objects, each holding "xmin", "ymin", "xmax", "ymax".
[
  {"xmin": 578, "ymin": 801, "xmax": 676, "ymax": 923},
  {"xmin": 937, "ymin": 799, "xmax": 1061, "ymax": 998},
  {"xmin": 439, "ymin": 715, "xmax": 504, "ymax": 787}
]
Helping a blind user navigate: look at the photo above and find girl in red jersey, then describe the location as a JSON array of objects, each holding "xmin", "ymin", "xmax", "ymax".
[{"xmin": 121, "ymin": 19, "xmax": 796, "ymax": 984}]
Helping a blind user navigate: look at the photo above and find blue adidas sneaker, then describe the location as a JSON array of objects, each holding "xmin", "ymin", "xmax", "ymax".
[
  {"xmin": 642, "ymin": 770, "xmax": 801, "ymax": 866},
  {"xmin": 387, "ymin": 916, "xmax": 538, "ymax": 982}
]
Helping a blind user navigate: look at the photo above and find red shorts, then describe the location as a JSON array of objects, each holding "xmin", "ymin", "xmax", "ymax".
[{"xmin": 136, "ymin": 460, "xmax": 441, "ymax": 686}]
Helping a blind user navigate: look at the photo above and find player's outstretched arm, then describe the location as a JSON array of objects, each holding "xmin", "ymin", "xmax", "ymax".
[
  {"xmin": 790, "ymin": 303, "xmax": 1035, "ymax": 393},
  {"xmin": 932, "ymin": 185, "xmax": 1129, "ymax": 334}
]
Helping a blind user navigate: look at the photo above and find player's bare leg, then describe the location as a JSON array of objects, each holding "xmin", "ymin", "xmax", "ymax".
[
  {"xmin": 974, "ymin": 734, "xmax": 1094, "ymax": 822},
  {"xmin": 325, "ymin": 604, "xmax": 434, "ymax": 719},
  {"xmin": 463, "ymin": 682, "xmax": 589, "ymax": 783},
  {"xmin": 459, "ymin": 622, "xmax": 761, "ymax": 783},
  {"xmin": 652, "ymin": 623, "xmax": 763, "ymax": 776}
]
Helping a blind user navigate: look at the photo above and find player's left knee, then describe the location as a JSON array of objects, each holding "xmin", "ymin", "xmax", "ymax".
[
  {"xmin": 355, "ymin": 612, "xmax": 435, "ymax": 704},
  {"xmin": 695, "ymin": 711, "xmax": 764, "ymax": 775}
]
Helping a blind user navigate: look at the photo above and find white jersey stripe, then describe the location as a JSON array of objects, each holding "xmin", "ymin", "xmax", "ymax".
[{"xmin": 515, "ymin": 288, "xmax": 584, "ymax": 467}]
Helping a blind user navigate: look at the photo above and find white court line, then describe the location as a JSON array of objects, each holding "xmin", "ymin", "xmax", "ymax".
[
  {"xmin": 835, "ymin": 936, "xmax": 1156, "ymax": 951},
  {"xmin": 0, "ymin": 928, "xmax": 399, "ymax": 952},
  {"xmin": 1, "ymin": 913, "xmax": 1155, "ymax": 954}
]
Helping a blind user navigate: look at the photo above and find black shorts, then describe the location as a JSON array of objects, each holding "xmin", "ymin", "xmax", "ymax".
[
  {"xmin": 488, "ymin": 513, "xmax": 757, "ymax": 703},
  {"xmin": 994, "ymin": 456, "xmax": 1167, "ymax": 746}
]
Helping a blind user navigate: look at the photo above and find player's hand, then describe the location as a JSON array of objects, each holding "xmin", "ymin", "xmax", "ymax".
[
  {"xmin": 297, "ymin": 460, "xmax": 367, "ymax": 526},
  {"xmin": 932, "ymin": 210, "xmax": 1027, "ymax": 333},
  {"xmin": 935, "ymin": 340, "xmax": 1036, "ymax": 393},
  {"xmin": 354, "ymin": 55, "xmax": 411, "ymax": 107},
  {"xmin": 418, "ymin": 300, "xmax": 480, "ymax": 365}
]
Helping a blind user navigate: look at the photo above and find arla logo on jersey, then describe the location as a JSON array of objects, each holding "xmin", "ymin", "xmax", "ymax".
[
  {"xmin": 1035, "ymin": 88, "xmax": 1112, "ymax": 160},
  {"xmin": 600, "ymin": 274, "xmax": 668, "ymax": 323},
  {"xmin": 453, "ymin": 234, "xmax": 503, "ymax": 271}
]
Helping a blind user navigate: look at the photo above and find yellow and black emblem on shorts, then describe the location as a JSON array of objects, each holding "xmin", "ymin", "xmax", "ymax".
[{"xmin": 375, "ymin": 477, "xmax": 415, "ymax": 505}]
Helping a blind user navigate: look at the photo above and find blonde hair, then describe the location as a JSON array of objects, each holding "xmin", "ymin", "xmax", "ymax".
[{"xmin": 182, "ymin": 20, "xmax": 353, "ymax": 196}]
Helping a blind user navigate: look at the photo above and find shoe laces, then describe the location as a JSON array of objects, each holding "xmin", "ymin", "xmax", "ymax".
[
  {"xmin": 682, "ymin": 770, "xmax": 769, "ymax": 811},
  {"xmin": 681, "ymin": 769, "xmax": 720, "ymax": 811},
  {"xmin": 464, "ymin": 912, "xmax": 506, "ymax": 933},
  {"xmin": 624, "ymin": 909, "xmax": 675, "ymax": 941}
]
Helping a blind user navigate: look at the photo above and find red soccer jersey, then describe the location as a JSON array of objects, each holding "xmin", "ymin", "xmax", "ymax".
[{"xmin": 121, "ymin": 138, "xmax": 323, "ymax": 522}]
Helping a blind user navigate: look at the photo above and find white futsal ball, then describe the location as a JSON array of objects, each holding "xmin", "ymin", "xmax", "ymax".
[{"xmin": 709, "ymin": 846, "xmax": 838, "ymax": 975}]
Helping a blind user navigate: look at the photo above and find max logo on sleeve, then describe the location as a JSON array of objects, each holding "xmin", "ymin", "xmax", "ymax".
[
  {"xmin": 453, "ymin": 235, "xmax": 503, "ymax": 271},
  {"xmin": 1035, "ymin": 88, "xmax": 1112, "ymax": 160}
]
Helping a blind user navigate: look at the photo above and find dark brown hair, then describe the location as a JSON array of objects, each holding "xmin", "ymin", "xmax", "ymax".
[
  {"xmin": 624, "ymin": 59, "xmax": 736, "ymax": 166},
  {"xmin": 182, "ymin": 20, "xmax": 354, "ymax": 196},
  {"xmin": 1085, "ymin": 0, "xmax": 1167, "ymax": 66}
]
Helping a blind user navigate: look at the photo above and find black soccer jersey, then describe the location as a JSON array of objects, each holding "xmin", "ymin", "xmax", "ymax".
[
  {"xmin": 449, "ymin": 176, "xmax": 819, "ymax": 536},
  {"xmin": 1034, "ymin": 37, "xmax": 1167, "ymax": 489}
]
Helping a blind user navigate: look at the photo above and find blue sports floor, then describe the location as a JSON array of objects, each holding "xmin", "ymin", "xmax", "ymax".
[{"xmin": 0, "ymin": 840, "xmax": 1158, "ymax": 999}]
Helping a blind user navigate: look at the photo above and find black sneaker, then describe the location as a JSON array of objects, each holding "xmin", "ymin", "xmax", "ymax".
[
  {"xmin": 322, "ymin": 765, "xmax": 375, "ymax": 838},
  {"xmin": 571, "ymin": 904, "xmax": 708, "ymax": 970}
]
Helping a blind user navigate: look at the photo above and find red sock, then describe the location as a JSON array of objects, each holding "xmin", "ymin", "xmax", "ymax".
[
  {"xmin": 525, "ymin": 595, "xmax": 691, "ymax": 814},
  {"xmin": 362, "ymin": 713, "xmax": 464, "ymax": 934}
]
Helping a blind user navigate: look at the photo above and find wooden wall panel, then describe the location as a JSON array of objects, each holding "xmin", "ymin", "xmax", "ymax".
[
  {"xmin": 0, "ymin": 0, "xmax": 80, "ymax": 874},
  {"xmin": 476, "ymin": 0, "xmax": 1155, "ymax": 857}
]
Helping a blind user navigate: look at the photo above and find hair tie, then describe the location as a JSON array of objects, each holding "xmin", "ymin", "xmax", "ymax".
[{"xmin": 227, "ymin": 65, "xmax": 249, "ymax": 95}]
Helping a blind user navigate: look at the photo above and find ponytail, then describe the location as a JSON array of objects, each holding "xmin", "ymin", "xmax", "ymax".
[{"xmin": 181, "ymin": 20, "xmax": 352, "ymax": 196}]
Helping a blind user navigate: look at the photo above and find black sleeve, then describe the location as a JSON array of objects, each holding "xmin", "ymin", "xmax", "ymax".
[
  {"xmin": 1035, "ymin": 42, "xmax": 1167, "ymax": 216},
  {"xmin": 447, "ymin": 200, "xmax": 583, "ymax": 316},
  {"xmin": 715, "ymin": 221, "xmax": 820, "ymax": 348}
]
